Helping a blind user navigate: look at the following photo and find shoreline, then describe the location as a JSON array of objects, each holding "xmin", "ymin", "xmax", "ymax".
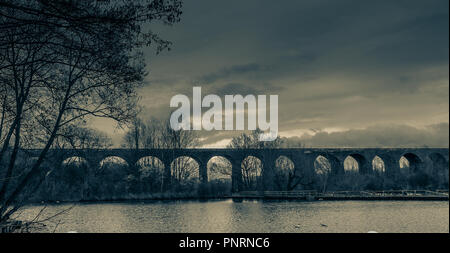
[{"xmin": 28, "ymin": 195, "xmax": 449, "ymax": 206}]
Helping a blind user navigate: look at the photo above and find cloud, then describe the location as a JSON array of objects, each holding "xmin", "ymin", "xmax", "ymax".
[
  {"xmin": 197, "ymin": 63, "xmax": 264, "ymax": 84},
  {"xmin": 212, "ymin": 82, "xmax": 284, "ymax": 96},
  {"xmin": 213, "ymin": 83, "xmax": 259, "ymax": 96},
  {"xmin": 190, "ymin": 123, "xmax": 449, "ymax": 148},
  {"xmin": 284, "ymin": 123, "xmax": 449, "ymax": 148},
  {"xmin": 92, "ymin": 0, "xmax": 449, "ymax": 146}
]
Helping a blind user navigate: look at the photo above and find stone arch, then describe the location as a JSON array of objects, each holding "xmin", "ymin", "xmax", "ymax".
[
  {"xmin": 170, "ymin": 156, "xmax": 200, "ymax": 183},
  {"xmin": 62, "ymin": 156, "xmax": 88, "ymax": 166},
  {"xmin": 344, "ymin": 154, "xmax": 371, "ymax": 174},
  {"xmin": 99, "ymin": 156, "xmax": 129, "ymax": 168},
  {"xmin": 136, "ymin": 156, "xmax": 164, "ymax": 169},
  {"xmin": 207, "ymin": 156, "xmax": 232, "ymax": 181},
  {"xmin": 372, "ymin": 155, "xmax": 386, "ymax": 173},
  {"xmin": 274, "ymin": 155, "xmax": 296, "ymax": 190},
  {"xmin": 400, "ymin": 153, "xmax": 423, "ymax": 173},
  {"xmin": 315, "ymin": 154, "xmax": 343, "ymax": 175},
  {"xmin": 136, "ymin": 156, "xmax": 165, "ymax": 193},
  {"xmin": 87, "ymin": 156, "xmax": 130, "ymax": 198},
  {"xmin": 313, "ymin": 155, "xmax": 332, "ymax": 193},
  {"xmin": 99, "ymin": 155, "xmax": 129, "ymax": 168},
  {"xmin": 136, "ymin": 156, "xmax": 165, "ymax": 172},
  {"xmin": 344, "ymin": 156, "xmax": 359, "ymax": 173},
  {"xmin": 96, "ymin": 156, "xmax": 130, "ymax": 181},
  {"xmin": 241, "ymin": 155, "xmax": 262, "ymax": 190},
  {"xmin": 46, "ymin": 156, "xmax": 89, "ymax": 200},
  {"xmin": 61, "ymin": 156, "xmax": 89, "ymax": 177},
  {"xmin": 206, "ymin": 155, "xmax": 233, "ymax": 195},
  {"xmin": 314, "ymin": 155, "xmax": 331, "ymax": 175},
  {"xmin": 275, "ymin": 155, "xmax": 295, "ymax": 173}
]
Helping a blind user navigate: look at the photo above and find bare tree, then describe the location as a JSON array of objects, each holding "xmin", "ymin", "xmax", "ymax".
[
  {"xmin": 122, "ymin": 116, "xmax": 199, "ymax": 189},
  {"xmin": 0, "ymin": 0, "xmax": 183, "ymax": 225},
  {"xmin": 227, "ymin": 129, "xmax": 310, "ymax": 191},
  {"xmin": 274, "ymin": 156, "xmax": 305, "ymax": 191},
  {"xmin": 227, "ymin": 129, "xmax": 285, "ymax": 190},
  {"xmin": 314, "ymin": 156, "xmax": 331, "ymax": 193},
  {"xmin": 54, "ymin": 127, "xmax": 112, "ymax": 150},
  {"xmin": 208, "ymin": 157, "xmax": 232, "ymax": 180}
]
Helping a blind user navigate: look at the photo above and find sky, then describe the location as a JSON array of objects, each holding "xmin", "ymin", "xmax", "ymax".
[{"xmin": 92, "ymin": 0, "xmax": 449, "ymax": 148}]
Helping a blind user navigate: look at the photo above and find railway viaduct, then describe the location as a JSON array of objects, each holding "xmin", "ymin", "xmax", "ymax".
[{"xmin": 19, "ymin": 148, "xmax": 448, "ymax": 192}]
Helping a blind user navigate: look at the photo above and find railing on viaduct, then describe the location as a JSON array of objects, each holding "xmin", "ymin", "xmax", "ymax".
[{"xmin": 21, "ymin": 148, "xmax": 449, "ymax": 192}]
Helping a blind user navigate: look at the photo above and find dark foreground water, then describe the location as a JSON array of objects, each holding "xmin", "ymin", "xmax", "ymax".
[{"xmin": 17, "ymin": 200, "xmax": 449, "ymax": 233}]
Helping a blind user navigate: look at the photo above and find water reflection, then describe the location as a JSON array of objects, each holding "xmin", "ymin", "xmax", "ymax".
[{"xmin": 16, "ymin": 200, "xmax": 449, "ymax": 233}]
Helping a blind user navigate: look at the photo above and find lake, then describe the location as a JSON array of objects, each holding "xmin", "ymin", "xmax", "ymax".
[{"xmin": 17, "ymin": 200, "xmax": 449, "ymax": 233}]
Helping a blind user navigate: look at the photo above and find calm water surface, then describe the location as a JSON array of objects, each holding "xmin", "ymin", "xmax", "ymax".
[{"xmin": 18, "ymin": 200, "xmax": 449, "ymax": 233}]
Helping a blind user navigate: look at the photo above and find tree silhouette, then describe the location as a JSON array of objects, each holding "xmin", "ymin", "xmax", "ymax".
[{"xmin": 0, "ymin": 0, "xmax": 183, "ymax": 224}]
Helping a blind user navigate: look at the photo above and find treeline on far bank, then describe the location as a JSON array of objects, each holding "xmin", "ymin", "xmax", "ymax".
[{"xmin": 4, "ymin": 153, "xmax": 446, "ymax": 203}]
